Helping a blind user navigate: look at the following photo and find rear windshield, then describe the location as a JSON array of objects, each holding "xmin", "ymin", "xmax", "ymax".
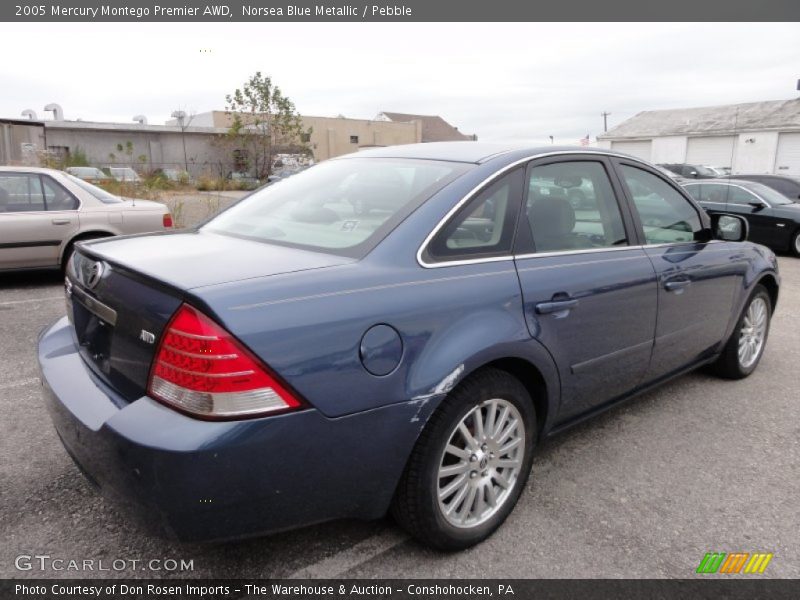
[
  {"xmin": 65, "ymin": 173, "xmax": 123, "ymax": 204},
  {"xmin": 203, "ymin": 158, "xmax": 470, "ymax": 257}
]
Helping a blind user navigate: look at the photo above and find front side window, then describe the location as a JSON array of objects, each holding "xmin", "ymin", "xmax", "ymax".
[
  {"xmin": 620, "ymin": 165, "xmax": 704, "ymax": 245},
  {"xmin": 725, "ymin": 185, "xmax": 762, "ymax": 205},
  {"xmin": 205, "ymin": 158, "xmax": 470, "ymax": 258},
  {"xmin": 525, "ymin": 161, "xmax": 628, "ymax": 252}
]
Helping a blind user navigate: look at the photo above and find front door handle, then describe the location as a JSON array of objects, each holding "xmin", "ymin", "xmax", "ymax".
[
  {"xmin": 51, "ymin": 218, "xmax": 71, "ymax": 225},
  {"xmin": 664, "ymin": 279, "xmax": 691, "ymax": 292},
  {"xmin": 536, "ymin": 297, "xmax": 579, "ymax": 315}
]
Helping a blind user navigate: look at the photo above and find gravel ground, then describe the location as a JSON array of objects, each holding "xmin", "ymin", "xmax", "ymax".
[
  {"xmin": 159, "ymin": 190, "xmax": 246, "ymax": 228},
  {"xmin": 0, "ymin": 246, "xmax": 797, "ymax": 580}
]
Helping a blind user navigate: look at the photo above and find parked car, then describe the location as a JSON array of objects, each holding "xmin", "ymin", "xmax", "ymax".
[
  {"xmin": 683, "ymin": 178, "xmax": 800, "ymax": 256},
  {"xmin": 0, "ymin": 166, "xmax": 172, "ymax": 272},
  {"xmin": 105, "ymin": 166, "xmax": 142, "ymax": 183},
  {"xmin": 40, "ymin": 144, "xmax": 778, "ymax": 550},
  {"xmin": 227, "ymin": 170, "xmax": 260, "ymax": 189},
  {"xmin": 161, "ymin": 168, "xmax": 191, "ymax": 184},
  {"xmin": 658, "ymin": 163, "xmax": 722, "ymax": 179},
  {"xmin": 722, "ymin": 173, "xmax": 800, "ymax": 202},
  {"xmin": 707, "ymin": 166, "xmax": 731, "ymax": 177},
  {"xmin": 653, "ymin": 164, "xmax": 685, "ymax": 182},
  {"xmin": 65, "ymin": 166, "xmax": 112, "ymax": 183}
]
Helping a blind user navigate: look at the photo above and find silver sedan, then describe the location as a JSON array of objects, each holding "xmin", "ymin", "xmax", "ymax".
[{"xmin": 0, "ymin": 166, "xmax": 172, "ymax": 272}]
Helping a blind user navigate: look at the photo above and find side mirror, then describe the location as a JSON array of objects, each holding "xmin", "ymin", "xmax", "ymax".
[
  {"xmin": 688, "ymin": 171, "xmax": 698, "ymax": 177},
  {"xmin": 748, "ymin": 201, "xmax": 765, "ymax": 211},
  {"xmin": 713, "ymin": 214, "xmax": 748, "ymax": 242}
]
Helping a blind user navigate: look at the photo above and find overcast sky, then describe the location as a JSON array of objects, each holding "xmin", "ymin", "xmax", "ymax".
[{"xmin": 0, "ymin": 22, "xmax": 798, "ymax": 143}]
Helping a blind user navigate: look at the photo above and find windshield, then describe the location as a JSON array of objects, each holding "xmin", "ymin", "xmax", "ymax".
[
  {"xmin": 749, "ymin": 182, "xmax": 794, "ymax": 206},
  {"xmin": 65, "ymin": 173, "xmax": 123, "ymax": 204},
  {"xmin": 204, "ymin": 158, "xmax": 470, "ymax": 257}
]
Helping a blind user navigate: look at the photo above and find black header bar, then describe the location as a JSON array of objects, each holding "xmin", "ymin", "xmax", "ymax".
[{"xmin": 3, "ymin": 0, "xmax": 800, "ymax": 22}]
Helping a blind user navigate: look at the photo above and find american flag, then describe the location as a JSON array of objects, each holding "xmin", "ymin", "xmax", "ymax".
[{"xmin": 580, "ymin": 133, "xmax": 590, "ymax": 147}]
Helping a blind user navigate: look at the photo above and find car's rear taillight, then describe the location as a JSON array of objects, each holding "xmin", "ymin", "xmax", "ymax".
[
  {"xmin": 163, "ymin": 213, "xmax": 174, "ymax": 228},
  {"xmin": 148, "ymin": 304, "xmax": 302, "ymax": 419}
]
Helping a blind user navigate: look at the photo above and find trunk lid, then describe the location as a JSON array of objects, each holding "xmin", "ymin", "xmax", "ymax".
[{"xmin": 66, "ymin": 231, "xmax": 353, "ymax": 401}]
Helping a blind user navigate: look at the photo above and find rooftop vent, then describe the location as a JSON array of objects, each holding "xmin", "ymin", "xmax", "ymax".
[{"xmin": 44, "ymin": 103, "xmax": 64, "ymax": 120}]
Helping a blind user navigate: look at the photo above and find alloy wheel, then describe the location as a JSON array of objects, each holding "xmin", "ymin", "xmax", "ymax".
[
  {"xmin": 738, "ymin": 296, "xmax": 768, "ymax": 369},
  {"xmin": 437, "ymin": 398, "xmax": 525, "ymax": 529}
]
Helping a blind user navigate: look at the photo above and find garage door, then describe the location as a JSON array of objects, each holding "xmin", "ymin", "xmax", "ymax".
[
  {"xmin": 611, "ymin": 140, "xmax": 652, "ymax": 161},
  {"xmin": 686, "ymin": 136, "xmax": 736, "ymax": 168},
  {"xmin": 775, "ymin": 133, "xmax": 800, "ymax": 177}
]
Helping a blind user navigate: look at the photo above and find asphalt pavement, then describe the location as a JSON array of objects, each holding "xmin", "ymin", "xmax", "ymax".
[{"xmin": 1, "ymin": 250, "xmax": 797, "ymax": 579}]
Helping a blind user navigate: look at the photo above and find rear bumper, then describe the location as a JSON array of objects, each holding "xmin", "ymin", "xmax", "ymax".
[{"xmin": 38, "ymin": 317, "xmax": 434, "ymax": 542}]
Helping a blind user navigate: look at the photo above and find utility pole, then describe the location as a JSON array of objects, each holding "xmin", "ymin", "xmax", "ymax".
[
  {"xmin": 171, "ymin": 110, "xmax": 189, "ymax": 173},
  {"xmin": 601, "ymin": 112, "xmax": 611, "ymax": 133}
]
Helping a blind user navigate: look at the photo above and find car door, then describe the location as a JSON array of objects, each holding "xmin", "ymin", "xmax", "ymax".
[
  {"xmin": 614, "ymin": 161, "xmax": 739, "ymax": 380},
  {"xmin": 0, "ymin": 172, "xmax": 78, "ymax": 269},
  {"xmin": 514, "ymin": 156, "xmax": 658, "ymax": 423}
]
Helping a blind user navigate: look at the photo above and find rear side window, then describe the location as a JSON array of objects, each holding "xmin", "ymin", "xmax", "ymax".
[
  {"xmin": 684, "ymin": 184, "xmax": 703, "ymax": 201},
  {"xmin": 525, "ymin": 161, "xmax": 628, "ymax": 252},
  {"xmin": 205, "ymin": 158, "xmax": 470, "ymax": 258},
  {"xmin": 424, "ymin": 168, "xmax": 523, "ymax": 262},
  {"xmin": 620, "ymin": 165, "xmax": 704, "ymax": 245}
]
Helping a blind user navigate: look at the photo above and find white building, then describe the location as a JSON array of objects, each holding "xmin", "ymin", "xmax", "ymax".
[{"xmin": 597, "ymin": 98, "xmax": 800, "ymax": 176}]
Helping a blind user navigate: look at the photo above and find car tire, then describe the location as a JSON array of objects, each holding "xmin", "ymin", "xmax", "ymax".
[
  {"xmin": 391, "ymin": 368, "xmax": 536, "ymax": 551},
  {"xmin": 791, "ymin": 229, "xmax": 800, "ymax": 258},
  {"xmin": 711, "ymin": 284, "xmax": 771, "ymax": 379}
]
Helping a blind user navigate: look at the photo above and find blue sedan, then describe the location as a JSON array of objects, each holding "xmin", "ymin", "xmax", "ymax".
[{"xmin": 39, "ymin": 143, "xmax": 779, "ymax": 550}]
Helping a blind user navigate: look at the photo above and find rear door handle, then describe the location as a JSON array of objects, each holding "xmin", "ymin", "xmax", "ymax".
[
  {"xmin": 664, "ymin": 279, "xmax": 691, "ymax": 292},
  {"xmin": 535, "ymin": 298, "xmax": 579, "ymax": 315},
  {"xmin": 51, "ymin": 218, "xmax": 71, "ymax": 225}
]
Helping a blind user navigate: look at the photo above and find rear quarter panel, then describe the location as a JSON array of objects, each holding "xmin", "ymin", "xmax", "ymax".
[{"xmin": 192, "ymin": 259, "xmax": 559, "ymax": 422}]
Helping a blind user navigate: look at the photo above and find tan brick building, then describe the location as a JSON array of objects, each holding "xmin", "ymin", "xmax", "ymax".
[{"xmin": 181, "ymin": 111, "xmax": 422, "ymax": 161}]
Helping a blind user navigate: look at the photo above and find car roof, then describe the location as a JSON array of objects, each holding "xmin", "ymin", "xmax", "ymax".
[
  {"xmin": 726, "ymin": 173, "xmax": 799, "ymax": 181},
  {"xmin": 0, "ymin": 165, "xmax": 65, "ymax": 175},
  {"xmin": 337, "ymin": 142, "xmax": 637, "ymax": 165},
  {"xmin": 683, "ymin": 178, "xmax": 760, "ymax": 187}
]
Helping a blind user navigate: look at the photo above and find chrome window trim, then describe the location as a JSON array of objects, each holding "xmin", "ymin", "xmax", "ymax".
[
  {"xmin": 700, "ymin": 201, "xmax": 762, "ymax": 209},
  {"xmin": 515, "ymin": 240, "xmax": 724, "ymax": 261},
  {"xmin": 417, "ymin": 150, "xmax": 661, "ymax": 269},
  {"xmin": 683, "ymin": 182, "xmax": 768, "ymax": 207},
  {"xmin": 514, "ymin": 245, "xmax": 641, "ymax": 261}
]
